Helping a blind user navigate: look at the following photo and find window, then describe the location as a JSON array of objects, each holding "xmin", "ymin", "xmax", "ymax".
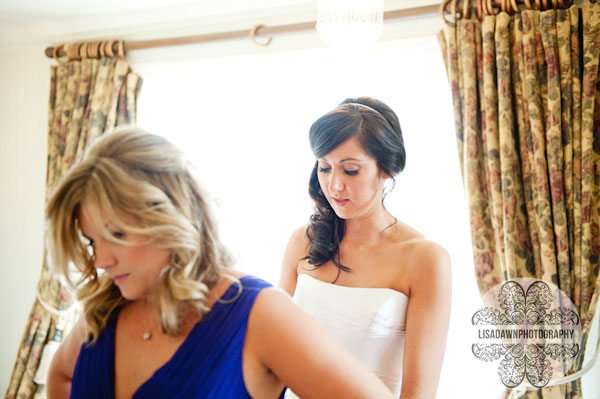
[{"xmin": 135, "ymin": 35, "xmax": 505, "ymax": 397}]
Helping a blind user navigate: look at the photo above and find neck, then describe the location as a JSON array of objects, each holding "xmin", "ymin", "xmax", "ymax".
[{"xmin": 342, "ymin": 206, "xmax": 396, "ymax": 248}]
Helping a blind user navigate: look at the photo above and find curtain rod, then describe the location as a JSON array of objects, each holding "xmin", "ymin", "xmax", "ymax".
[{"xmin": 44, "ymin": 4, "xmax": 440, "ymax": 59}]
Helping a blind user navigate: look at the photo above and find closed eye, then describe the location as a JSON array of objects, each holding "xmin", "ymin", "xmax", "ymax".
[
  {"xmin": 111, "ymin": 231, "xmax": 125, "ymax": 239},
  {"xmin": 345, "ymin": 170, "xmax": 358, "ymax": 176},
  {"xmin": 318, "ymin": 167, "xmax": 331, "ymax": 173}
]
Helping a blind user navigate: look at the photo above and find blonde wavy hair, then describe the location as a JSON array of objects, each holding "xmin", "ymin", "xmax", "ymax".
[{"xmin": 46, "ymin": 127, "xmax": 233, "ymax": 343}]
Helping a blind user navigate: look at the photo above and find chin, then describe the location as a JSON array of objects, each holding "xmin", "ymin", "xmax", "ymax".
[
  {"xmin": 331, "ymin": 209, "xmax": 351, "ymax": 220},
  {"xmin": 117, "ymin": 288, "xmax": 142, "ymax": 301}
]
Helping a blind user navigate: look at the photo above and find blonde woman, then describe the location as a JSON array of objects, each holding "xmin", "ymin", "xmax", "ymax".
[
  {"xmin": 45, "ymin": 128, "xmax": 393, "ymax": 399},
  {"xmin": 280, "ymin": 97, "xmax": 452, "ymax": 399}
]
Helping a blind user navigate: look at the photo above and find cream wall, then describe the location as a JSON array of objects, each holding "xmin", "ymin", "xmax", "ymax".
[{"xmin": 0, "ymin": 46, "xmax": 51, "ymax": 395}]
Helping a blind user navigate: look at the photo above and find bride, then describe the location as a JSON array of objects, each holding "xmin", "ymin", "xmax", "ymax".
[{"xmin": 280, "ymin": 97, "xmax": 451, "ymax": 399}]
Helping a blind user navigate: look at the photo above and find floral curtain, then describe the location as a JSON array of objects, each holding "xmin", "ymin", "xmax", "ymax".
[
  {"xmin": 5, "ymin": 56, "xmax": 142, "ymax": 399},
  {"xmin": 439, "ymin": 4, "xmax": 600, "ymax": 399}
]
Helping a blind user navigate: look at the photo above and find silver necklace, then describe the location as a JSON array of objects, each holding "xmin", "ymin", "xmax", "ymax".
[
  {"xmin": 382, "ymin": 217, "xmax": 397, "ymax": 232},
  {"xmin": 142, "ymin": 299, "xmax": 154, "ymax": 340}
]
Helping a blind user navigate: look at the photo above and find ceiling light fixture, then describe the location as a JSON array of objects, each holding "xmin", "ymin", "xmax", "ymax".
[{"xmin": 316, "ymin": 0, "xmax": 385, "ymax": 52}]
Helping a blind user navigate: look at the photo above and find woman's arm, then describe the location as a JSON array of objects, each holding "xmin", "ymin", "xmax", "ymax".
[
  {"xmin": 246, "ymin": 288, "xmax": 394, "ymax": 399},
  {"xmin": 46, "ymin": 317, "xmax": 86, "ymax": 399},
  {"xmin": 400, "ymin": 242, "xmax": 452, "ymax": 399},
  {"xmin": 278, "ymin": 226, "xmax": 308, "ymax": 296}
]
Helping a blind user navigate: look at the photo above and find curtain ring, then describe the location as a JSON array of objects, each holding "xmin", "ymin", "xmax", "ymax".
[
  {"xmin": 487, "ymin": 0, "xmax": 497, "ymax": 15},
  {"xmin": 79, "ymin": 42, "xmax": 88, "ymax": 59},
  {"xmin": 52, "ymin": 43, "xmax": 67, "ymax": 64},
  {"xmin": 477, "ymin": 0, "xmax": 483, "ymax": 19},
  {"xmin": 87, "ymin": 42, "xmax": 98, "ymax": 59},
  {"xmin": 250, "ymin": 24, "xmax": 272, "ymax": 47},
  {"xmin": 506, "ymin": 0, "xmax": 514, "ymax": 14},
  {"xmin": 511, "ymin": 0, "xmax": 520, "ymax": 13},
  {"xmin": 86, "ymin": 42, "xmax": 95, "ymax": 59},
  {"xmin": 551, "ymin": 0, "xmax": 559, "ymax": 9},
  {"xmin": 450, "ymin": 0, "xmax": 461, "ymax": 20},
  {"xmin": 67, "ymin": 43, "xmax": 82, "ymax": 61},
  {"xmin": 96, "ymin": 40, "xmax": 106, "ymax": 58},
  {"xmin": 99, "ymin": 41, "xmax": 106, "ymax": 58},
  {"xmin": 523, "ymin": 0, "xmax": 533, "ymax": 9},
  {"xmin": 75, "ymin": 42, "xmax": 84, "ymax": 60},
  {"xmin": 66, "ymin": 43, "xmax": 75, "ymax": 61},
  {"xmin": 440, "ymin": 0, "xmax": 455, "ymax": 25},
  {"xmin": 463, "ymin": 0, "xmax": 471, "ymax": 19},
  {"xmin": 104, "ymin": 40, "xmax": 116, "ymax": 58},
  {"xmin": 116, "ymin": 40, "xmax": 125, "ymax": 58}
]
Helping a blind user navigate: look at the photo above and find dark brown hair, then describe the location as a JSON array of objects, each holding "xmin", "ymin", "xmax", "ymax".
[{"xmin": 306, "ymin": 97, "xmax": 405, "ymax": 273}]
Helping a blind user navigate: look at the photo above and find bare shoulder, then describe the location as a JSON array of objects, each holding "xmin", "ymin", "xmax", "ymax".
[
  {"xmin": 403, "ymin": 239, "xmax": 451, "ymax": 294},
  {"xmin": 248, "ymin": 287, "xmax": 312, "ymax": 337},
  {"xmin": 407, "ymin": 239, "xmax": 451, "ymax": 268},
  {"xmin": 287, "ymin": 225, "xmax": 310, "ymax": 256},
  {"xmin": 251, "ymin": 287, "xmax": 294, "ymax": 319},
  {"xmin": 222, "ymin": 268, "xmax": 246, "ymax": 280},
  {"xmin": 245, "ymin": 287, "xmax": 305, "ymax": 357},
  {"xmin": 383, "ymin": 220, "xmax": 451, "ymax": 293},
  {"xmin": 279, "ymin": 225, "xmax": 310, "ymax": 295},
  {"xmin": 388, "ymin": 222, "xmax": 450, "ymax": 272}
]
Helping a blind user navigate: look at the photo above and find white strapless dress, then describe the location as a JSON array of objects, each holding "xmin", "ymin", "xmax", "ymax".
[{"xmin": 286, "ymin": 273, "xmax": 408, "ymax": 398}]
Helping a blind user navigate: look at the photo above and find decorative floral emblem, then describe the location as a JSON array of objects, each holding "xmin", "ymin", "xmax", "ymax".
[{"xmin": 472, "ymin": 279, "xmax": 580, "ymax": 388}]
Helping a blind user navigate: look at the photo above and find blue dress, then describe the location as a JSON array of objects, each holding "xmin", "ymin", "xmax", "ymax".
[{"xmin": 70, "ymin": 275, "xmax": 272, "ymax": 399}]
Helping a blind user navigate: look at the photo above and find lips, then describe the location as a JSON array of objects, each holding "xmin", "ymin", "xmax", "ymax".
[
  {"xmin": 331, "ymin": 197, "xmax": 349, "ymax": 206},
  {"xmin": 111, "ymin": 273, "xmax": 130, "ymax": 286}
]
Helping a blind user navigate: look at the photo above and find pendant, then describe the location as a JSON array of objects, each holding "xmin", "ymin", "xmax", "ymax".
[{"xmin": 142, "ymin": 331, "xmax": 151, "ymax": 340}]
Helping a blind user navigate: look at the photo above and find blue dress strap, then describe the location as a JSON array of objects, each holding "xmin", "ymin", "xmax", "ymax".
[
  {"xmin": 70, "ymin": 308, "xmax": 119, "ymax": 399},
  {"xmin": 70, "ymin": 275, "xmax": 272, "ymax": 399}
]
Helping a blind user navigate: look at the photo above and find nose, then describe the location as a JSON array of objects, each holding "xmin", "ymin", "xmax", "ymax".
[
  {"xmin": 328, "ymin": 169, "xmax": 344, "ymax": 194},
  {"xmin": 93, "ymin": 240, "xmax": 116, "ymax": 270}
]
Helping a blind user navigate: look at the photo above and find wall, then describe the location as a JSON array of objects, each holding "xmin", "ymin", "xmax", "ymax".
[{"xmin": 0, "ymin": 45, "xmax": 51, "ymax": 394}]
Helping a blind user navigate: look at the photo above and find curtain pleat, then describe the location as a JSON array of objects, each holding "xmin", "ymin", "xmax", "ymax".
[
  {"xmin": 496, "ymin": 13, "xmax": 530, "ymax": 280},
  {"xmin": 439, "ymin": 4, "xmax": 600, "ymax": 398},
  {"xmin": 5, "ymin": 57, "xmax": 141, "ymax": 399}
]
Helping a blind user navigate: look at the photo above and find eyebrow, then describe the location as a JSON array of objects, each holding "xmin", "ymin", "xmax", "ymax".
[{"xmin": 318, "ymin": 157, "xmax": 365, "ymax": 163}]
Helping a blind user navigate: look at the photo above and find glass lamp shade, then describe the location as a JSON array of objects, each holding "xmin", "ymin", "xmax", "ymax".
[{"xmin": 316, "ymin": 0, "xmax": 384, "ymax": 51}]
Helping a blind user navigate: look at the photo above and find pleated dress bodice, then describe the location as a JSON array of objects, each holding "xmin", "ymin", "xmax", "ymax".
[{"xmin": 289, "ymin": 273, "xmax": 408, "ymax": 398}]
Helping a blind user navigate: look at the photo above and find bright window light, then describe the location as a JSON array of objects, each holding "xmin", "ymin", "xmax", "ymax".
[{"xmin": 134, "ymin": 36, "xmax": 506, "ymax": 398}]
